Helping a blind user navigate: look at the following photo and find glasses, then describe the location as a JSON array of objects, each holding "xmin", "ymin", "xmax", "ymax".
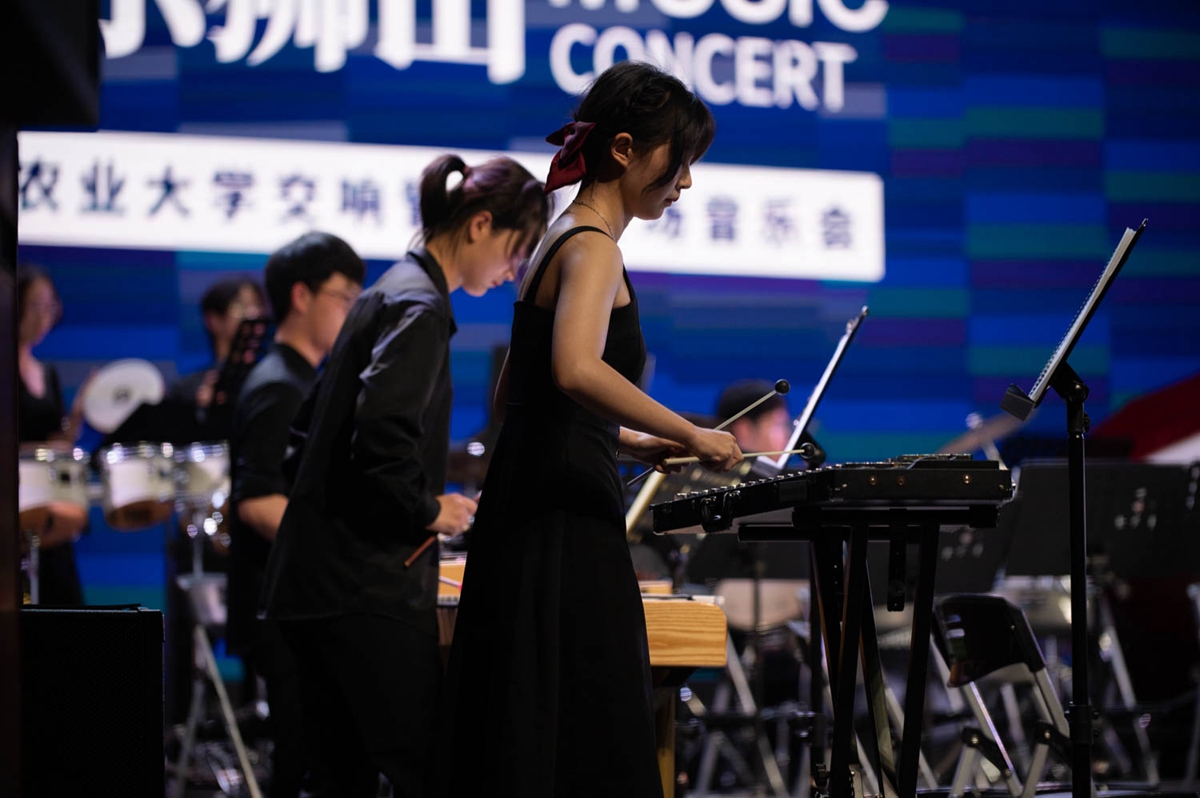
[{"xmin": 318, "ymin": 288, "xmax": 361, "ymax": 307}]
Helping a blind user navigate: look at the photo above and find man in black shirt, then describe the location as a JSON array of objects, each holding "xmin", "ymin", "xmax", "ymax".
[{"xmin": 227, "ymin": 232, "xmax": 365, "ymax": 798}]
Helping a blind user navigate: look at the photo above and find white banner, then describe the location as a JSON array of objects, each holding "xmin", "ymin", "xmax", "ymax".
[{"xmin": 17, "ymin": 131, "xmax": 884, "ymax": 281}]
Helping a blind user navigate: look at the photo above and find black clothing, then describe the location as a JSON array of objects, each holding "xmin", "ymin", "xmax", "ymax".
[
  {"xmin": 283, "ymin": 615, "xmax": 441, "ymax": 797},
  {"xmin": 18, "ymin": 362, "xmax": 65, "ymax": 442},
  {"xmin": 166, "ymin": 368, "xmax": 211, "ymax": 407},
  {"xmin": 261, "ymin": 248, "xmax": 455, "ymax": 635},
  {"xmin": 18, "ymin": 362, "xmax": 84, "ymax": 606},
  {"xmin": 227, "ymin": 342, "xmax": 317, "ymax": 798},
  {"xmin": 440, "ymin": 227, "xmax": 662, "ymax": 797},
  {"xmin": 227, "ymin": 342, "xmax": 317, "ymax": 655}
]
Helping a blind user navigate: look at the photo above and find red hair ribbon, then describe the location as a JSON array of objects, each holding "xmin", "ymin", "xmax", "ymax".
[{"xmin": 544, "ymin": 120, "xmax": 596, "ymax": 194}]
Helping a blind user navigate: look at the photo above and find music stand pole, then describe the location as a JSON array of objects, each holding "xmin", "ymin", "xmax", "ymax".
[{"xmin": 1048, "ymin": 361, "xmax": 1093, "ymax": 798}]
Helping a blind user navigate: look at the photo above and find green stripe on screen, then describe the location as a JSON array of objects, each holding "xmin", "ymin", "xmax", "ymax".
[
  {"xmin": 177, "ymin": 251, "xmax": 266, "ymax": 271},
  {"xmin": 1101, "ymin": 29, "xmax": 1200, "ymax": 60},
  {"xmin": 969, "ymin": 346, "xmax": 1108, "ymax": 376},
  {"xmin": 965, "ymin": 109, "xmax": 1103, "ymax": 139},
  {"xmin": 880, "ymin": 7, "xmax": 964, "ymax": 33},
  {"xmin": 83, "ymin": 585, "xmax": 166, "ymax": 610},
  {"xmin": 819, "ymin": 433, "xmax": 955, "ymax": 462},
  {"xmin": 1106, "ymin": 172, "xmax": 1200, "ymax": 202},
  {"xmin": 867, "ymin": 288, "xmax": 969, "ymax": 318},
  {"xmin": 888, "ymin": 120, "xmax": 964, "ymax": 149},
  {"xmin": 1122, "ymin": 251, "xmax": 1200, "ymax": 277},
  {"xmin": 967, "ymin": 225, "xmax": 1111, "ymax": 259}
]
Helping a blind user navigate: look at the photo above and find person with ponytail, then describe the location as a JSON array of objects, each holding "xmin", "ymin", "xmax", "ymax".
[
  {"xmin": 439, "ymin": 61, "xmax": 742, "ymax": 797},
  {"xmin": 259, "ymin": 154, "xmax": 549, "ymax": 796}
]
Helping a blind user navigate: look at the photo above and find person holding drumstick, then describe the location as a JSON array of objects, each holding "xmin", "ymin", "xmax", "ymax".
[
  {"xmin": 16, "ymin": 265, "xmax": 89, "ymax": 605},
  {"xmin": 227, "ymin": 232, "xmax": 366, "ymax": 798},
  {"xmin": 167, "ymin": 276, "xmax": 267, "ymax": 414},
  {"xmin": 439, "ymin": 62, "xmax": 742, "ymax": 797},
  {"xmin": 259, "ymin": 154, "xmax": 551, "ymax": 796}
]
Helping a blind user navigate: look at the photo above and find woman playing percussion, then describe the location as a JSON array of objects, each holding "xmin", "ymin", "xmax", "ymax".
[
  {"xmin": 17, "ymin": 265, "xmax": 88, "ymax": 605},
  {"xmin": 439, "ymin": 61, "xmax": 742, "ymax": 797},
  {"xmin": 260, "ymin": 154, "xmax": 551, "ymax": 796}
]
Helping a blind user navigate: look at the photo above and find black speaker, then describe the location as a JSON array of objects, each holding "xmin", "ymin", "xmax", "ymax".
[{"xmin": 21, "ymin": 607, "xmax": 164, "ymax": 797}]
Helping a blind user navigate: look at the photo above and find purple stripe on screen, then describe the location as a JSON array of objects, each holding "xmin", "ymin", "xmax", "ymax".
[
  {"xmin": 859, "ymin": 318, "xmax": 966, "ymax": 347},
  {"xmin": 884, "ymin": 35, "xmax": 962, "ymax": 62},
  {"xmin": 1105, "ymin": 61, "xmax": 1200, "ymax": 87},
  {"xmin": 892, "ymin": 149, "xmax": 965, "ymax": 177},
  {"xmin": 971, "ymin": 261, "xmax": 1117, "ymax": 288},
  {"xmin": 966, "ymin": 140, "xmax": 1103, "ymax": 167},
  {"xmin": 1109, "ymin": 203, "xmax": 1199, "ymax": 231},
  {"xmin": 1108, "ymin": 278, "xmax": 1200, "ymax": 304}
]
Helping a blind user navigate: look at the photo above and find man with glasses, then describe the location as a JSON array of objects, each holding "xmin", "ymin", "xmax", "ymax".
[{"xmin": 227, "ymin": 231, "xmax": 366, "ymax": 798}]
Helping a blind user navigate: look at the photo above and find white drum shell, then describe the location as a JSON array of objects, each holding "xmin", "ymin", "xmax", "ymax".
[
  {"xmin": 18, "ymin": 446, "xmax": 90, "ymax": 512},
  {"xmin": 98, "ymin": 442, "xmax": 176, "ymax": 530}
]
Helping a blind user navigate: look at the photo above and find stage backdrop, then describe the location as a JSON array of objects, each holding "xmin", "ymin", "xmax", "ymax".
[{"xmin": 16, "ymin": 0, "xmax": 1200, "ymax": 611}]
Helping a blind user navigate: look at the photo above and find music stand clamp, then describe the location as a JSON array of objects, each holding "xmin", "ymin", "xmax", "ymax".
[{"xmin": 999, "ymin": 220, "xmax": 1146, "ymax": 798}]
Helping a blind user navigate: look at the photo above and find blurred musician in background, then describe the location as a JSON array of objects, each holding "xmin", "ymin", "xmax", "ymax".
[
  {"xmin": 439, "ymin": 62, "xmax": 741, "ymax": 798},
  {"xmin": 227, "ymin": 232, "xmax": 365, "ymax": 798},
  {"xmin": 717, "ymin": 379, "xmax": 793, "ymax": 459},
  {"xmin": 17, "ymin": 265, "xmax": 88, "ymax": 605},
  {"xmin": 260, "ymin": 154, "xmax": 550, "ymax": 796},
  {"xmin": 167, "ymin": 276, "xmax": 267, "ymax": 413}
]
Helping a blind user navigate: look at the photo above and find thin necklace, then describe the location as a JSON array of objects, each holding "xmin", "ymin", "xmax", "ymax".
[{"xmin": 572, "ymin": 197, "xmax": 614, "ymax": 239}]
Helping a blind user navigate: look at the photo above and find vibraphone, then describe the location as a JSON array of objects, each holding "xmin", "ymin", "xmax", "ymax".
[{"xmin": 652, "ymin": 455, "xmax": 1014, "ymax": 798}]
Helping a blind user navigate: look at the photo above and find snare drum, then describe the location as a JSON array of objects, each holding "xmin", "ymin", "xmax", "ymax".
[
  {"xmin": 175, "ymin": 441, "xmax": 233, "ymax": 553},
  {"xmin": 176, "ymin": 441, "xmax": 230, "ymax": 509},
  {"xmin": 98, "ymin": 442, "xmax": 176, "ymax": 530},
  {"xmin": 18, "ymin": 444, "xmax": 91, "ymax": 532}
]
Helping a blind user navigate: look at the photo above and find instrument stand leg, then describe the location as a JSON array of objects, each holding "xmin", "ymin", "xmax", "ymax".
[
  {"xmin": 173, "ymin": 624, "xmax": 263, "ymax": 798},
  {"xmin": 27, "ymin": 531, "xmax": 40, "ymax": 605},
  {"xmin": 172, "ymin": 672, "xmax": 208, "ymax": 798}
]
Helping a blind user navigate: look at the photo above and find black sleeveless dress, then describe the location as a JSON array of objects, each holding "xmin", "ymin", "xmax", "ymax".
[{"xmin": 439, "ymin": 227, "xmax": 663, "ymax": 797}]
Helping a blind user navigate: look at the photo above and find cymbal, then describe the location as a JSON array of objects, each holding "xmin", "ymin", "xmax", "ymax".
[{"xmin": 937, "ymin": 412, "xmax": 1027, "ymax": 455}]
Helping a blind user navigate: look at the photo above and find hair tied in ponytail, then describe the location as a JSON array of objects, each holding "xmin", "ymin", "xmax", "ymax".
[{"xmin": 544, "ymin": 121, "xmax": 596, "ymax": 194}]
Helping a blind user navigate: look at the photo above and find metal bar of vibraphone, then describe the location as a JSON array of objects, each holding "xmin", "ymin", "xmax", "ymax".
[
  {"xmin": 829, "ymin": 524, "xmax": 869, "ymax": 798},
  {"xmin": 897, "ymin": 523, "xmax": 940, "ymax": 797}
]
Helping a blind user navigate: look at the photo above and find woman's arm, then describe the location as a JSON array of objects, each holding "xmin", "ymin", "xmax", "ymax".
[{"xmin": 549, "ymin": 238, "xmax": 740, "ymax": 468}]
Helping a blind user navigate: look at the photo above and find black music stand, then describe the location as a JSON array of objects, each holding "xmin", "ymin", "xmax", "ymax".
[{"xmin": 999, "ymin": 219, "xmax": 1146, "ymax": 798}]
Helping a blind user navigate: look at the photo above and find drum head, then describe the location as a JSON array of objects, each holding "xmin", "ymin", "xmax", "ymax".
[{"xmin": 83, "ymin": 359, "xmax": 166, "ymax": 433}]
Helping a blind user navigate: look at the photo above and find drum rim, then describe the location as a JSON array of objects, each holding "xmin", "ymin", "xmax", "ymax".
[
  {"xmin": 99, "ymin": 440, "xmax": 177, "ymax": 461},
  {"xmin": 175, "ymin": 440, "xmax": 230, "ymax": 462},
  {"xmin": 18, "ymin": 442, "xmax": 88, "ymax": 463}
]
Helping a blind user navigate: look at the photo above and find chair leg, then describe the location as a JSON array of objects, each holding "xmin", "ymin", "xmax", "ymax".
[{"xmin": 949, "ymin": 737, "xmax": 980, "ymax": 798}]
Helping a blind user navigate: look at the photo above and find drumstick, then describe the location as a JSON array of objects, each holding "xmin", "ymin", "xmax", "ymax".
[
  {"xmin": 439, "ymin": 575, "xmax": 463, "ymax": 589},
  {"xmin": 659, "ymin": 448, "xmax": 809, "ymax": 466},
  {"xmin": 405, "ymin": 535, "xmax": 436, "ymax": 568},
  {"xmin": 625, "ymin": 379, "xmax": 792, "ymax": 489}
]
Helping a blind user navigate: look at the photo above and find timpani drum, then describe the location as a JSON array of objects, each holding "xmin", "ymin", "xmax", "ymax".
[
  {"xmin": 98, "ymin": 441, "xmax": 177, "ymax": 530},
  {"xmin": 18, "ymin": 443, "xmax": 91, "ymax": 533}
]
